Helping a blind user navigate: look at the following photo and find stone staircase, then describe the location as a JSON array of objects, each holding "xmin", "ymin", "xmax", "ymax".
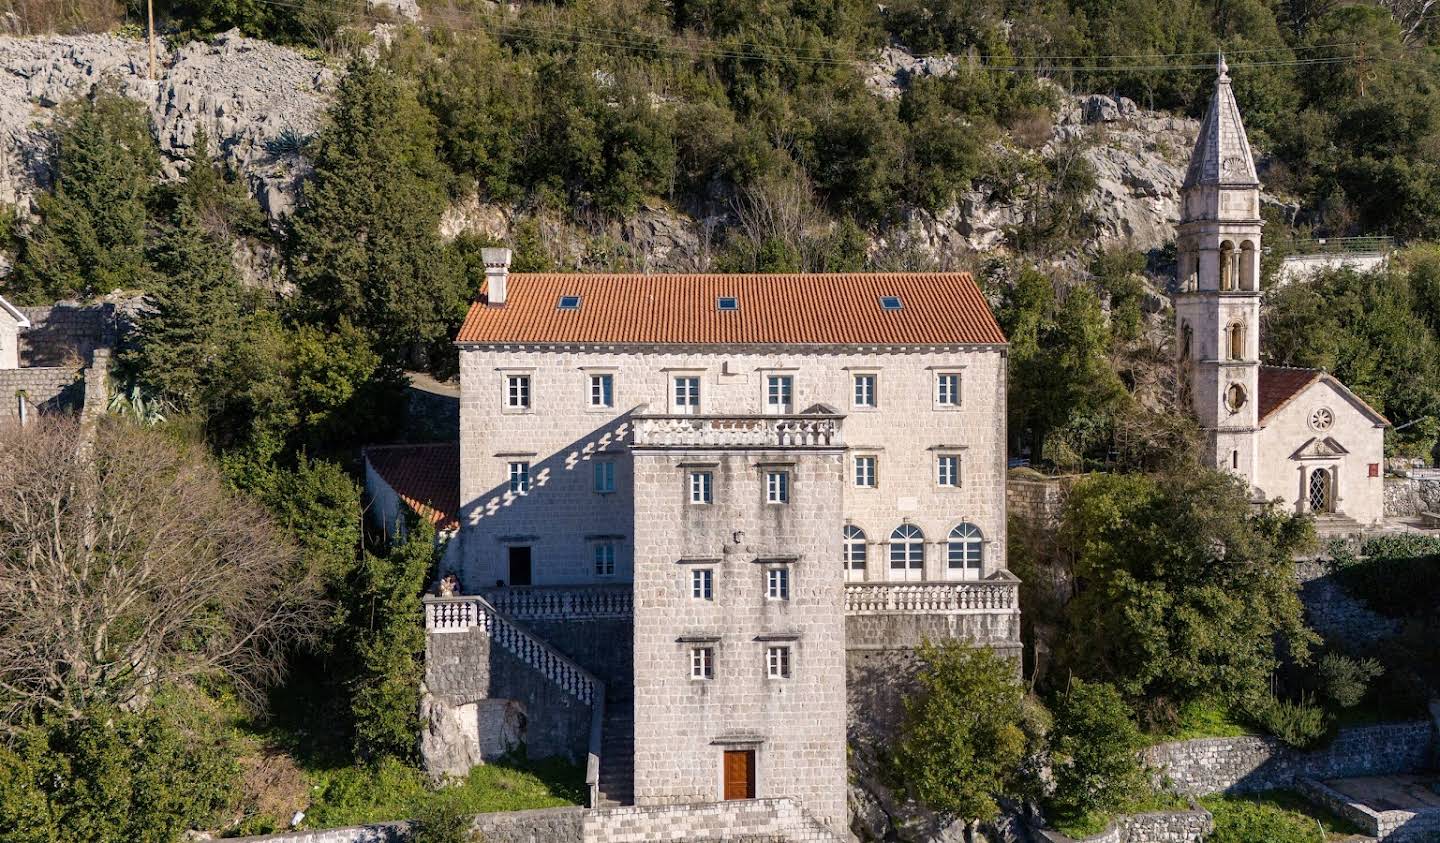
[
  {"xmin": 596, "ymin": 696, "xmax": 635, "ymax": 807},
  {"xmin": 1314, "ymin": 512, "xmax": 1364, "ymax": 539}
]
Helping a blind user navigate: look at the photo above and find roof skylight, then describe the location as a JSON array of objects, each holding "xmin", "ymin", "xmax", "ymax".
[
  {"xmin": 557, "ymin": 295, "xmax": 582, "ymax": 310},
  {"xmin": 717, "ymin": 296, "xmax": 739, "ymax": 311},
  {"xmin": 879, "ymin": 296, "xmax": 903, "ymax": 310}
]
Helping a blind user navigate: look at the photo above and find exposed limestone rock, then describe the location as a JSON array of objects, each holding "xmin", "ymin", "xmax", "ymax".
[
  {"xmin": 419, "ymin": 687, "xmax": 524, "ymax": 780},
  {"xmin": 864, "ymin": 45, "xmax": 962, "ymax": 101},
  {"xmin": 0, "ymin": 30, "xmax": 334, "ymax": 219}
]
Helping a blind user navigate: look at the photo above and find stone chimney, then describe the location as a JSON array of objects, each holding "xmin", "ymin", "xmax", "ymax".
[{"xmin": 482, "ymin": 247, "xmax": 512, "ymax": 306}]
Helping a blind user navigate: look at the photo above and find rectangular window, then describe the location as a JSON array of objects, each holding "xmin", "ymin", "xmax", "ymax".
[
  {"xmin": 766, "ymin": 568, "xmax": 790, "ymax": 600},
  {"xmin": 854, "ymin": 455, "xmax": 877, "ymax": 488},
  {"xmin": 589, "ymin": 373, "xmax": 614, "ymax": 408},
  {"xmin": 689, "ymin": 471, "xmax": 713, "ymax": 504},
  {"xmin": 766, "ymin": 471, "xmax": 790, "ymax": 504},
  {"xmin": 936, "ymin": 372, "xmax": 961, "ymax": 407},
  {"xmin": 765, "ymin": 375, "xmax": 793, "ymax": 414},
  {"xmin": 853, "ymin": 373, "xmax": 876, "ymax": 408},
  {"xmin": 507, "ymin": 461, "xmax": 530, "ymax": 493},
  {"xmin": 673, "ymin": 376, "xmax": 701, "ymax": 414},
  {"xmin": 690, "ymin": 647, "xmax": 714, "ymax": 680},
  {"xmin": 593, "ymin": 543, "xmax": 616, "ymax": 577},
  {"xmin": 767, "ymin": 646, "xmax": 791, "ymax": 679},
  {"xmin": 593, "ymin": 460, "xmax": 616, "ymax": 493},
  {"xmin": 691, "ymin": 568, "xmax": 714, "ymax": 601},
  {"xmin": 505, "ymin": 375, "xmax": 531, "ymax": 409},
  {"xmin": 937, "ymin": 455, "xmax": 960, "ymax": 487}
]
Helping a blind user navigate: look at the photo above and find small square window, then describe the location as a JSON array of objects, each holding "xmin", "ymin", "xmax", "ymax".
[
  {"xmin": 589, "ymin": 373, "xmax": 614, "ymax": 408},
  {"xmin": 558, "ymin": 295, "xmax": 582, "ymax": 310},
  {"xmin": 765, "ymin": 375, "xmax": 793, "ymax": 414},
  {"xmin": 690, "ymin": 647, "xmax": 714, "ymax": 680},
  {"xmin": 766, "ymin": 568, "xmax": 790, "ymax": 600},
  {"xmin": 508, "ymin": 461, "xmax": 530, "ymax": 493},
  {"xmin": 691, "ymin": 568, "xmax": 714, "ymax": 600},
  {"xmin": 879, "ymin": 295, "xmax": 903, "ymax": 310},
  {"xmin": 937, "ymin": 455, "xmax": 960, "ymax": 488},
  {"xmin": 766, "ymin": 471, "xmax": 790, "ymax": 504},
  {"xmin": 767, "ymin": 646, "xmax": 791, "ymax": 679},
  {"xmin": 594, "ymin": 543, "xmax": 616, "ymax": 577},
  {"xmin": 853, "ymin": 373, "xmax": 877, "ymax": 408},
  {"xmin": 717, "ymin": 296, "xmax": 739, "ymax": 311},
  {"xmin": 594, "ymin": 461, "xmax": 616, "ymax": 494},
  {"xmin": 505, "ymin": 375, "xmax": 531, "ymax": 410},
  {"xmin": 854, "ymin": 455, "xmax": 877, "ymax": 488},
  {"xmin": 936, "ymin": 372, "xmax": 961, "ymax": 407},
  {"xmin": 689, "ymin": 471, "xmax": 713, "ymax": 504}
]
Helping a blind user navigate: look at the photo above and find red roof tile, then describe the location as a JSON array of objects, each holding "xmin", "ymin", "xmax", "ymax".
[
  {"xmin": 455, "ymin": 273, "xmax": 1006, "ymax": 346},
  {"xmin": 365, "ymin": 444, "xmax": 459, "ymax": 531},
  {"xmin": 1258, "ymin": 365, "xmax": 1389, "ymax": 426}
]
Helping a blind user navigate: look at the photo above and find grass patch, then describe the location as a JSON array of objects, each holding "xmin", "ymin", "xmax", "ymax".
[
  {"xmin": 1051, "ymin": 791, "xmax": 1190, "ymax": 839},
  {"xmin": 1200, "ymin": 791, "xmax": 1365, "ymax": 843},
  {"xmin": 1147, "ymin": 699, "xmax": 1256, "ymax": 744}
]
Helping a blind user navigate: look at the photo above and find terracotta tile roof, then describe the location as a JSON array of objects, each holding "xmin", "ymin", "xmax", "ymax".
[
  {"xmin": 364, "ymin": 443, "xmax": 459, "ymax": 531},
  {"xmin": 1258, "ymin": 365, "xmax": 1389, "ymax": 426},
  {"xmin": 455, "ymin": 273, "xmax": 1006, "ymax": 346}
]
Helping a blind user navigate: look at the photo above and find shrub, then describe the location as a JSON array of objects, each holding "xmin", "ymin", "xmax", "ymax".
[
  {"xmin": 1316, "ymin": 653, "xmax": 1383, "ymax": 709},
  {"xmin": 1047, "ymin": 679, "xmax": 1149, "ymax": 825},
  {"xmin": 1246, "ymin": 693, "xmax": 1330, "ymax": 749},
  {"xmin": 411, "ymin": 789, "xmax": 477, "ymax": 843}
]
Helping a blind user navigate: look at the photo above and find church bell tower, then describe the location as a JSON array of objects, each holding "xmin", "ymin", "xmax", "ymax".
[{"xmin": 1175, "ymin": 55, "xmax": 1263, "ymax": 486}]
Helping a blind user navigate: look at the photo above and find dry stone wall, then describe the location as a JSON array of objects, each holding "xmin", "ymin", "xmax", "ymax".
[
  {"xmin": 1294, "ymin": 559, "xmax": 1401, "ymax": 647},
  {"xmin": 1385, "ymin": 476, "xmax": 1440, "ymax": 517},
  {"xmin": 1145, "ymin": 721, "xmax": 1435, "ymax": 796},
  {"xmin": 17, "ymin": 303, "xmax": 119, "ymax": 366},
  {"xmin": 0, "ymin": 365, "xmax": 79, "ymax": 416},
  {"xmin": 1034, "ymin": 806, "xmax": 1213, "ymax": 843}
]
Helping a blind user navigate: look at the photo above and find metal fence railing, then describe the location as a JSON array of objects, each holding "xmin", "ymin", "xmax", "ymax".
[{"xmin": 1277, "ymin": 236, "xmax": 1395, "ymax": 256}]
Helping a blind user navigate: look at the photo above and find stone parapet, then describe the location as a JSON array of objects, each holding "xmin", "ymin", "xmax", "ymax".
[
  {"xmin": 631, "ymin": 413, "xmax": 844, "ymax": 449},
  {"xmin": 484, "ymin": 585, "xmax": 633, "ymax": 621},
  {"xmin": 844, "ymin": 576, "xmax": 1019, "ymax": 615},
  {"xmin": 0, "ymin": 366, "xmax": 82, "ymax": 418},
  {"xmin": 1145, "ymin": 721, "xmax": 1436, "ymax": 796}
]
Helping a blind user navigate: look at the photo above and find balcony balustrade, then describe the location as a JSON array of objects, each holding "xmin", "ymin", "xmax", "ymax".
[{"xmin": 631, "ymin": 414, "xmax": 844, "ymax": 449}]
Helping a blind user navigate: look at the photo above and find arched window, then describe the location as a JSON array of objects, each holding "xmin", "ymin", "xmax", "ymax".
[
  {"xmin": 1228, "ymin": 322, "xmax": 1246, "ymax": 360},
  {"xmin": 1219, "ymin": 241, "xmax": 1235, "ymax": 291},
  {"xmin": 844, "ymin": 526, "xmax": 867, "ymax": 583},
  {"xmin": 946, "ymin": 523, "xmax": 984, "ymax": 581},
  {"xmin": 1240, "ymin": 240, "xmax": 1257, "ymax": 291},
  {"xmin": 889, "ymin": 524, "xmax": 924, "ymax": 582}
]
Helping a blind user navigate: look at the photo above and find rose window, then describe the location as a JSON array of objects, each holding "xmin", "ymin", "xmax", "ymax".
[{"xmin": 1310, "ymin": 407, "xmax": 1334, "ymax": 432}]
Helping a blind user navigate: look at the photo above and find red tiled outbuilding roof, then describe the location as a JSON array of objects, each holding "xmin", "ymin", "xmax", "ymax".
[
  {"xmin": 455, "ymin": 273, "xmax": 1007, "ymax": 346},
  {"xmin": 364, "ymin": 443, "xmax": 459, "ymax": 531},
  {"xmin": 1258, "ymin": 365, "xmax": 1389, "ymax": 426}
]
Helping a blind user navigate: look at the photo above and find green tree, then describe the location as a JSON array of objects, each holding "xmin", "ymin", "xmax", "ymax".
[
  {"xmin": 0, "ymin": 703, "xmax": 239, "ymax": 843},
  {"xmin": 889, "ymin": 642, "xmax": 1030, "ymax": 826},
  {"xmin": 289, "ymin": 58, "xmax": 465, "ymax": 363},
  {"xmin": 349, "ymin": 518, "xmax": 435, "ymax": 761},
  {"xmin": 1047, "ymin": 679, "xmax": 1148, "ymax": 826},
  {"xmin": 13, "ymin": 86, "xmax": 159, "ymax": 302},
  {"xmin": 1054, "ymin": 470, "xmax": 1317, "ymax": 727},
  {"xmin": 123, "ymin": 200, "xmax": 243, "ymax": 409}
]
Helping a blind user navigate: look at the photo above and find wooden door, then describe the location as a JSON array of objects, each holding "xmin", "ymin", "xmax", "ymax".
[{"xmin": 722, "ymin": 750, "xmax": 755, "ymax": 800}]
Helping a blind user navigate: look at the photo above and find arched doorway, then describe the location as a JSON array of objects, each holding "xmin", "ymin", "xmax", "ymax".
[{"xmin": 1308, "ymin": 468, "xmax": 1333, "ymax": 513}]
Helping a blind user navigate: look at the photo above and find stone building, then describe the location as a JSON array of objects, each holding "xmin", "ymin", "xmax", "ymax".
[
  {"xmin": 1176, "ymin": 57, "xmax": 1388, "ymax": 526},
  {"xmin": 0, "ymin": 293, "xmax": 29, "ymax": 370},
  {"xmin": 370, "ymin": 254, "xmax": 1021, "ymax": 835},
  {"xmin": 0, "ymin": 297, "xmax": 116, "ymax": 422}
]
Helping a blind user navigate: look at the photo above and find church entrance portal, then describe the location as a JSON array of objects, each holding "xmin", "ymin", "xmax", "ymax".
[{"xmin": 1308, "ymin": 468, "xmax": 1333, "ymax": 513}]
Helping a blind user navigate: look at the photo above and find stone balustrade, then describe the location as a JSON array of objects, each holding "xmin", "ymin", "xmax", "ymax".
[
  {"xmin": 484, "ymin": 586, "xmax": 633, "ymax": 621},
  {"xmin": 631, "ymin": 414, "xmax": 844, "ymax": 449},
  {"xmin": 844, "ymin": 580, "xmax": 1020, "ymax": 615},
  {"xmin": 423, "ymin": 595, "xmax": 600, "ymax": 706}
]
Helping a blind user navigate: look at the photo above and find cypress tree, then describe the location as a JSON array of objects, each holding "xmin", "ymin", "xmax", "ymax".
[{"xmin": 288, "ymin": 58, "xmax": 464, "ymax": 364}]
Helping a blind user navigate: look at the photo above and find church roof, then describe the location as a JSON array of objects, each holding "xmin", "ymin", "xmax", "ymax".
[
  {"xmin": 364, "ymin": 443, "xmax": 460, "ymax": 531},
  {"xmin": 1182, "ymin": 55, "xmax": 1259, "ymax": 189},
  {"xmin": 1258, "ymin": 365, "xmax": 1389, "ymax": 427},
  {"xmin": 455, "ymin": 273, "xmax": 1006, "ymax": 347},
  {"xmin": 0, "ymin": 294, "xmax": 30, "ymax": 328}
]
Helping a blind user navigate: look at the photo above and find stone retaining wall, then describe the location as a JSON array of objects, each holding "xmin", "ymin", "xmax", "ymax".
[
  {"xmin": 1034, "ymin": 806, "xmax": 1213, "ymax": 843},
  {"xmin": 1294, "ymin": 559, "xmax": 1401, "ymax": 647},
  {"xmin": 1006, "ymin": 472, "xmax": 1079, "ymax": 527},
  {"xmin": 1145, "ymin": 721, "xmax": 1436, "ymax": 796},
  {"xmin": 225, "ymin": 798, "xmax": 841, "ymax": 843},
  {"xmin": 1385, "ymin": 476, "xmax": 1440, "ymax": 517},
  {"xmin": 1297, "ymin": 777, "xmax": 1440, "ymax": 843},
  {"xmin": 17, "ymin": 303, "xmax": 119, "ymax": 367}
]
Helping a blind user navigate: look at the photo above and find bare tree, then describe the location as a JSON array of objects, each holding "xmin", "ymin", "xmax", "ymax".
[
  {"xmin": 0, "ymin": 417, "xmax": 320, "ymax": 727},
  {"xmin": 1379, "ymin": 0, "xmax": 1440, "ymax": 43}
]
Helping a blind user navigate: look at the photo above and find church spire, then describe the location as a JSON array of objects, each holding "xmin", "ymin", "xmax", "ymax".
[{"xmin": 1182, "ymin": 52, "xmax": 1259, "ymax": 188}]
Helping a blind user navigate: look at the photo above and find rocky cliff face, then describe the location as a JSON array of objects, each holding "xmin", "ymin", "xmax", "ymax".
[
  {"xmin": 0, "ymin": 30, "xmax": 333, "ymax": 219},
  {"xmin": 0, "ymin": 31, "xmax": 1199, "ymax": 275}
]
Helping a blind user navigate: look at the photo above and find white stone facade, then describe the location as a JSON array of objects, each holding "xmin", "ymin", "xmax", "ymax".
[
  {"xmin": 0, "ymin": 295, "xmax": 27, "ymax": 370},
  {"xmin": 455, "ymin": 346, "xmax": 1009, "ymax": 589}
]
